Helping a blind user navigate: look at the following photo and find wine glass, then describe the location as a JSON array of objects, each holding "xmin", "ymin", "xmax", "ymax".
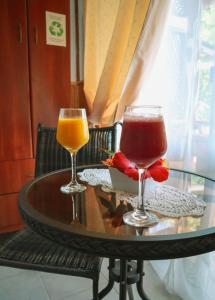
[
  {"xmin": 120, "ymin": 105, "xmax": 167, "ymax": 227},
  {"xmin": 56, "ymin": 108, "xmax": 89, "ymax": 193}
]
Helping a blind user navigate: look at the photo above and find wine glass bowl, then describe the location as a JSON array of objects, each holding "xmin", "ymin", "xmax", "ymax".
[
  {"xmin": 56, "ymin": 108, "xmax": 89, "ymax": 194},
  {"xmin": 120, "ymin": 105, "xmax": 167, "ymax": 227}
]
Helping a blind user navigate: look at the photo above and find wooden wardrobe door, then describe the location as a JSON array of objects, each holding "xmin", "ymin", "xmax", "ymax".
[
  {"xmin": 27, "ymin": 0, "xmax": 71, "ymax": 153},
  {"xmin": 0, "ymin": 0, "xmax": 33, "ymax": 161}
]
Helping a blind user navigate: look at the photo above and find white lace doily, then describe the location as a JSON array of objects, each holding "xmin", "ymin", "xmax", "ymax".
[{"xmin": 78, "ymin": 169, "xmax": 206, "ymax": 217}]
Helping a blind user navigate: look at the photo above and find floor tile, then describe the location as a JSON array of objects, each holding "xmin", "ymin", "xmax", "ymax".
[
  {"xmin": 39, "ymin": 272, "xmax": 92, "ymax": 300},
  {"xmin": 39, "ymin": 268, "xmax": 110, "ymax": 300},
  {"xmin": 0, "ymin": 260, "xmax": 182, "ymax": 300},
  {"xmin": 60, "ymin": 287, "xmax": 118, "ymax": 300},
  {"xmin": 0, "ymin": 269, "xmax": 50, "ymax": 300},
  {"xmin": 0, "ymin": 266, "xmax": 26, "ymax": 280}
]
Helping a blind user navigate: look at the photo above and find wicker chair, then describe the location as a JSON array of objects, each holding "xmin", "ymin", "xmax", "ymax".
[
  {"xmin": 0, "ymin": 123, "xmax": 119, "ymax": 300},
  {"xmin": 35, "ymin": 123, "xmax": 118, "ymax": 175}
]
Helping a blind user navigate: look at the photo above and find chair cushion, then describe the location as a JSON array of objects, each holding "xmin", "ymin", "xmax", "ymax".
[{"xmin": 0, "ymin": 229, "xmax": 102, "ymax": 279}]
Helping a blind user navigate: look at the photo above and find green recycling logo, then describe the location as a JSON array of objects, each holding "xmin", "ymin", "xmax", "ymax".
[{"xmin": 49, "ymin": 21, "xmax": 64, "ymax": 37}]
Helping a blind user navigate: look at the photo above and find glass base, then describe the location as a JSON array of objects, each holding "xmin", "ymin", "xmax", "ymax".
[
  {"xmin": 60, "ymin": 182, "xmax": 86, "ymax": 194},
  {"xmin": 123, "ymin": 210, "xmax": 159, "ymax": 227}
]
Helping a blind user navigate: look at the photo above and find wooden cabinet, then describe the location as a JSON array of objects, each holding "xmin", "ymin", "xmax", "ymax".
[
  {"xmin": 0, "ymin": 0, "xmax": 71, "ymax": 233},
  {"xmin": 28, "ymin": 0, "xmax": 71, "ymax": 150},
  {"xmin": 0, "ymin": 0, "xmax": 32, "ymax": 161}
]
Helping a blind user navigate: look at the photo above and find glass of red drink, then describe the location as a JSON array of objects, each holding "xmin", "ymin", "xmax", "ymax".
[{"xmin": 120, "ymin": 105, "xmax": 167, "ymax": 227}]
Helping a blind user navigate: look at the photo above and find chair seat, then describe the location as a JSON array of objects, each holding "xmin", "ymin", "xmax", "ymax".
[{"xmin": 0, "ymin": 229, "xmax": 102, "ymax": 280}]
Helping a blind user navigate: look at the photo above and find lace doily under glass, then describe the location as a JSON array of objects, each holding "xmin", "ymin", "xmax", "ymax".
[{"xmin": 78, "ymin": 169, "xmax": 206, "ymax": 218}]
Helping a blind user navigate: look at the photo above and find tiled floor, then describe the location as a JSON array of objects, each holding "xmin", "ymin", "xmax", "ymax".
[{"xmin": 0, "ymin": 259, "xmax": 182, "ymax": 300}]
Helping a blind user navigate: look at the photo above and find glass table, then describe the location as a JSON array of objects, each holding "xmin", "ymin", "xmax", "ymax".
[{"xmin": 18, "ymin": 165, "xmax": 215, "ymax": 300}]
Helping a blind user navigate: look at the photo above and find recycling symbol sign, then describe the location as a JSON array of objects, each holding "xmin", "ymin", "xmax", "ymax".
[
  {"xmin": 49, "ymin": 21, "xmax": 64, "ymax": 37},
  {"xmin": 46, "ymin": 11, "xmax": 66, "ymax": 47}
]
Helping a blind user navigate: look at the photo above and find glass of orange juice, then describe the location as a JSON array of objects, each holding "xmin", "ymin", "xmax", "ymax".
[{"xmin": 56, "ymin": 108, "xmax": 89, "ymax": 193}]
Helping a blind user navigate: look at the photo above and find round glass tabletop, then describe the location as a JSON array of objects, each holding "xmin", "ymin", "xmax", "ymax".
[{"xmin": 19, "ymin": 166, "xmax": 215, "ymax": 260}]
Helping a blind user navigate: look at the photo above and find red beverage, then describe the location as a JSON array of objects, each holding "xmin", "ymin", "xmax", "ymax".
[{"xmin": 120, "ymin": 115, "xmax": 167, "ymax": 167}]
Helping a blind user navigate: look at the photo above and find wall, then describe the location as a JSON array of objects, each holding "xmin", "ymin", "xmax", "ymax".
[{"xmin": 70, "ymin": 0, "xmax": 87, "ymax": 108}]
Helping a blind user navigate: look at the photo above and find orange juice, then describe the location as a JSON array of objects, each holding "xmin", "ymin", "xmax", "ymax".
[{"xmin": 56, "ymin": 117, "xmax": 89, "ymax": 153}]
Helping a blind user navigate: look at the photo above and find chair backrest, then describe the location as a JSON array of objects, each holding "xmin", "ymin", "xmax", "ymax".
[{"xmin": 35, "ymin": 123, "xmax": 119, "ymax": 177}]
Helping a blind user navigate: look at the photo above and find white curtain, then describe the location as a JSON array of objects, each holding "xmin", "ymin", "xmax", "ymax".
[
  {"xmin": 114, "ymin": 0, "xmax": 172, "ymax": 121},
  {"xmin": 130, "ymin": 0, "xmax": 215, "ymax": 181},
  {"xmin": 124, "ymin": 0, "xmax": 215, "ymax": 299}
]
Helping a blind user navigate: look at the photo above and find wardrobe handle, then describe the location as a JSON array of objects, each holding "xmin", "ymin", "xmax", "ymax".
[
  {"xmin": 18, "ymin": 23, "xmax": 22, "ymax": 44},
  {"xmin": 33, "ymin": 26, "xmax": 38, "ymax": 45}
]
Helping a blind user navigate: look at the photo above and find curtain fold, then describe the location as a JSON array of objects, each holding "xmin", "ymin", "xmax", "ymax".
[
  {"xmin": 114, "ymin": 0, "xmax": 172, "ymax": 121},
  {"xmin": 84, "ymin": 0, "xmax": 151, "ymax": 126}
]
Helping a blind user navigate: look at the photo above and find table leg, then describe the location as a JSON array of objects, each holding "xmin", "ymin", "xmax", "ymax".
[
  {"xmin": 98, "ymin": 258, "xmax": 115, "ymax": 299},
  {"xmin": 98, "ymin": 258, "xmax": 150, "ymax": 300},
  {"xmin": 119, "ymin": 259, "xmax": 128, "ymax": 300},
  {"xmin": 136, "ymin": 260, "xmax": 150, "ymax": 300},
  {"xmin": 127, "ymin": 285, "xmax": 134, "ymax": 300}
]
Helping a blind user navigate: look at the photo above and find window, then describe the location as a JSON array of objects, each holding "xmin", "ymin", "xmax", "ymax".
[{"xmin": 137, "ymin": 0, "xmax": 215, "ymax": 179}]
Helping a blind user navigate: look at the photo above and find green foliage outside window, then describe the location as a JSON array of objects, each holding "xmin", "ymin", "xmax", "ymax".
[{"xmin": 197, "ymin": 2, "xmax": 215, "ymax": 124}]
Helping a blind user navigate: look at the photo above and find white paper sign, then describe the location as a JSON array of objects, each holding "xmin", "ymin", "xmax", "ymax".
[{"xmin": 46, "ymin": 11, "xmax": 66, "ymax": 47}]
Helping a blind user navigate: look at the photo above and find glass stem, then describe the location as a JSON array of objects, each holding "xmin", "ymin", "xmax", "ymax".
[
  {"xmin": 70, "ymin": 152, "xmax": 78, "ymax": 185},
  {"xmin": 137, "ymin": 168, "xmax": 146, "ymax": 214}
]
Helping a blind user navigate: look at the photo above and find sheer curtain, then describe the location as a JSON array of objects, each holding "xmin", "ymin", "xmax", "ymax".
[
  {"xmin": 132, "ymin": 0, "xmax": 215, "ymax": 180},
  {"xmin": 128, "ymin": 0, "xmax": 215, "ymax": 299},
  {"xmin": 114, "ymin": 0, "xmax": 172, "ymax": 121}
]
